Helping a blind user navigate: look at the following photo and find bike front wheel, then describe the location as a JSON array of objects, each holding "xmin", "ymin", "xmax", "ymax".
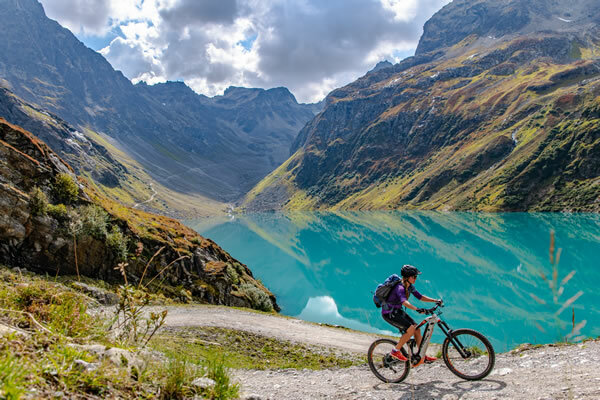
[
  {"xmin": 442, "ymin": 328, "xmax": 495, "ymax": 380},
  {"xmin": 367, "ymin": 338, "xmax": 410, "ymax": 383}
]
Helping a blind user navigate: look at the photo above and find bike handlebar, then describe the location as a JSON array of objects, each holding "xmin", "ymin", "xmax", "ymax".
[{"xmin": 419, "ymin": 301, "xmax": 444, "ymax": 315}]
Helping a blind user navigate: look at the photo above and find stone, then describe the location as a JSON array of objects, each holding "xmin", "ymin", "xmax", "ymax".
[
  {"xmin": 0, "ymin": 322, "xmax": 29, "ymax": 337},
  {"xmin": 73, "ymin": 359, "xmax": 99, "ymax": 372},
  {"xmin": 191, "ymin": 377, "xmax": 216, "ymax": 389},
  {"xmin": 72, "ymin": 282, "xmax": 119, "ymax": 305}
]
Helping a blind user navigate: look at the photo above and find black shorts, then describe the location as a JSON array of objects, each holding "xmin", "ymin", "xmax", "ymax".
[{"xmin": 383, "ymin": 308, "xmax": 416, "ymax": 333}]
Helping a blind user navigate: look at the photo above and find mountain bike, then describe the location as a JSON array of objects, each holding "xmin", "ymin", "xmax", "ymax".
[{"xmin": 367, "ymin": 303, "xmax": 495, "ymax": 383}]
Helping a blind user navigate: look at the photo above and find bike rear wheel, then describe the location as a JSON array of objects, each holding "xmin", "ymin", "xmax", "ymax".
[
  {"xmin": 442, "ymin": 328, "xmax": 495, "ymax": 380},
  {"xmin": 367, "ymin": 338, "xmax": 410, "ymax": 383}
]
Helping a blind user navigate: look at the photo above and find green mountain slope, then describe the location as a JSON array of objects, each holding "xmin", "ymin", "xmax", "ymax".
[{"xmin": 244, "ymin": 0, "xmax": 600, "ymax": 212}]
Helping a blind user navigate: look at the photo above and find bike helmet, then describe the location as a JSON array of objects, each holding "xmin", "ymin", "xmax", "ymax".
[{"xmin": 400, "ymin": 264, "xmax": 421, "ymax": 278}]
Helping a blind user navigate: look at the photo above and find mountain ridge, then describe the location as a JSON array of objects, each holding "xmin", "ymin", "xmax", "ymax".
[{"xmin": 244, "ymin": 0, "xmax": 600, "ymax": 212}]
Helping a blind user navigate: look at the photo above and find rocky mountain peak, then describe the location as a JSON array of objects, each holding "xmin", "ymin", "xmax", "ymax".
[
  {"xmin": 416, "ymin": 0, "xmax": 600, "ymax": 56},
  {"xmin": 369, "ymin": 60, "xmax": 393, "ymax": 73}
]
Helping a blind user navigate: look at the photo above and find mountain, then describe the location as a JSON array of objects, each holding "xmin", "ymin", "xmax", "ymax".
[
  {"xmin": 244, "ymin": 0, "xmax": 600, "ymax": 212},
  {"xmin": 0, "ymin": 83, "xmax": 227, "ymax": 218},
  {"xmin": 0, "ymin": 116, "xmax": 278, "ymax": 311},
  {"xmin": 0, "ymin": 85, "xmax": 126, "ymax": 188},
  {"xmin": 0, "ymin": 0, "xmax": 320, "ymax": 213}
]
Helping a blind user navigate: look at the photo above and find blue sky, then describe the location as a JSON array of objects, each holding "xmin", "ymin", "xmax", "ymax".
[{"xmin": 39, "ymin": 0, "xmax": 451, "ymax": 103}]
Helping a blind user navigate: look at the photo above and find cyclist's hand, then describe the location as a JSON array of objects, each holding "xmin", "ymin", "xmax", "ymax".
[
  {"xmin": 435, "ymin": 299, "xmax": 444, "ymax": 306},
  {"xmin": 416, "ymin": 308, "xmax": 426, "ymax": 314}
]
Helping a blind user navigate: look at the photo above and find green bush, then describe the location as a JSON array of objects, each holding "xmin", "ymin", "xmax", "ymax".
[
  {"xmin": 239, "ymin": 283, "xmax": 273, "ymax": 312},
  {"xmin": 225, "ymin": 265, "xmax": 239, "ymax": 285},
  {"xmin": 53, "ymin": 173, "xmax": 79, "ymax": 205},
  {"xmin": 28, "ymin": 187, "xmax": 48, "ymax": 216},
  {"xmin": 106, "ymin": 225, "xmax": 128, "ymax": 261},
  {"xmin": 47, "ymin": 204, "xmax": 69, "ymax": 222},
  {"xmin": 202, "ymin": 353, "xmax": 239, "ymax": 400},
  {"xmin": 79, "ymin": 205, "xmax": 109, "ymax": 239},
  {"xmin": 161, "ymin": 356, "xmax": 198, "ymax": 400}
]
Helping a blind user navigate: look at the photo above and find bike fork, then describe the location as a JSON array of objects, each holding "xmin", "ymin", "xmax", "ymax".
[{"xmin": 439, "ymin": 320, "xmax": 470, "ymax": 358}]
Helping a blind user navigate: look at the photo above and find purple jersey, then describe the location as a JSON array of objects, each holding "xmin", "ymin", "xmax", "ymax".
[{"xmin": 381, "ymin": 284, "xmax": 422, "ymax": 315}]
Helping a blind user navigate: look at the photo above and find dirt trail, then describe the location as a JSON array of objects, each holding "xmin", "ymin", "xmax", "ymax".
[
  {"xmin": 161, "ymin": 305, "xmax": 600, "ymax": 399},
  {"xmin": 162, "ymin": 305, "xmax": 380, "ymax": 353}
]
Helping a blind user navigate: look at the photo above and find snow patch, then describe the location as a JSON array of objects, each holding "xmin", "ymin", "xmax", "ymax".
[
  {"xmin": 70, "ymin": 130, "xmax": 88, "ymax": 143},
  {"xmin": 65, "ymin": 138, "xmax": 82, "ymax": 149},
  {"xmin": 557, "ymin": 17, "xmax": 572, "ymax": 22}
]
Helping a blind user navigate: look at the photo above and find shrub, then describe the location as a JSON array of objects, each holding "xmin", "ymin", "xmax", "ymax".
[
  {"xmin": 106, "ymin": 225, "xmax": 128, "ymax": 261},
  {"xmin": 28, "ymin": 187, "xmax": 48, "ymax": 216},
  {"xmin": 53, "ymin": 173, "xmax": 79, "ymax": 205},
  {"xmin": 202, "ymin": 353, "xmax": 239, "ymax": 400},
  {"xmin": 161, "ymin": 356, "xmax": 197, "ymax": 400},
  {"xmin": 79, "ymin": 205, "xmax": 109, "ymax": 239},
  {"xmin": 225, "ymin": 265, "xmax": 239, "ymax": 285},
  {"xmin": 47, "ymin": 204, "xmax": 69, "ymax": 222},
  {"xmin": 238, "ymin": 283, "xmax": 273, "ymax": 312}
]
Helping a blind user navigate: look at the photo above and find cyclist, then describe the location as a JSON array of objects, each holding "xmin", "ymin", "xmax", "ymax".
[{"xmin": 382, "ymin": 264, "xmax": 442, "ymax": 363}]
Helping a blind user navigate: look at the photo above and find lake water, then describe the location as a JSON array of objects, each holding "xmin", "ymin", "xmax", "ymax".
[{"xmin": 185, "ymin": 212, "xmax": 600, "ymax": 352}]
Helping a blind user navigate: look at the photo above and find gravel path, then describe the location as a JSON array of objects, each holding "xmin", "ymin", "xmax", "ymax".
[{"xmin": 161, "ymin": 305, "xmax": 600, "ymax": 399}]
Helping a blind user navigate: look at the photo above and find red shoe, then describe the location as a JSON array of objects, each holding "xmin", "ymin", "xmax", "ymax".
[
  {"xmin": 424, "ymin": 356, "xmax": 437, "ymax": 363},
  {"xmin": 390, "ymin": 349, "xmax": 407, "ymax": 361}
]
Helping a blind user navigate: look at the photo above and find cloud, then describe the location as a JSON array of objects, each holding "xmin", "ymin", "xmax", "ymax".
[
  {"xmin": 160, "ymin": 0, "xmax": 239, "ymax": 28},
  {"xmin": 41, "ymin": 0, "xmax": 112, "ymax": 35},
  {"xmin": 250, "ymin": 0, "xmax": 431, "ymax": 100},
  {"xmin": 40, "ymin": 0, "xmax": 451, "ymax": 102},
  {"xmin": 99, "ymin": 36, "xmax": 164, "ymax": 83}
]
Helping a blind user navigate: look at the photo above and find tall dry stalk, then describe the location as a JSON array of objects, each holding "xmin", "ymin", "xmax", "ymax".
[
  {"xmin": 143, "ymin": 255, "xmax": 190, "ymax": 289},
  {"xmin": 137, "ymin": 246, "xmax": 165, "ymax": 289},
  {"xmin": 73, "ymin": 234, "xmax": 80, "ymax": 282},
  {"xmin": 533, "ymin": 230, "xmax": 586, "ymax": 342}
]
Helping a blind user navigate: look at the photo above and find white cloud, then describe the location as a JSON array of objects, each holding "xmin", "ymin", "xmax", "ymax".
[{"xmin": 40, "ymin": 0, "xmax": 451, "ymax": 103}]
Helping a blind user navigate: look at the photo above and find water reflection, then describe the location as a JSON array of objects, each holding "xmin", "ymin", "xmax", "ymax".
[
  {"xmin": 186, "ymin": 211, "xmax": 600, "ymax": 351},
  {"xmin": 298, "ymin": 296, "xmax": 394, "ymax": 335}
]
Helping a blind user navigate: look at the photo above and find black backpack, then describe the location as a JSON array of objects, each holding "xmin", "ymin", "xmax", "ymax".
[{"xmin": 373, "ymin": 274, "xmax": 401, "ymax": 308}]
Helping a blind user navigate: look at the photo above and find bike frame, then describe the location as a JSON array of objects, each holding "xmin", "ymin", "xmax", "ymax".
[{"xmin": 408, "ymin": 306, "xmax": 471, "ymax": 364}]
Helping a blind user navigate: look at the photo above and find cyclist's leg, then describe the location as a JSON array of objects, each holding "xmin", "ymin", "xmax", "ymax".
[
  {"xmin": 396, "ymin": 325, "xmax": 415, "ymax": 350},
  {"xmin": 414, "ymin": 327, "xmax": 422, "ymax": 347},
  {"xmin": 383, "ymin": 309, "xmax": 416, "ymax": 350}
]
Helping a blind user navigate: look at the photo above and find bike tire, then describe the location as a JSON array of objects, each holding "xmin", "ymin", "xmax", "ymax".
[
  {"xmin": 442, "ymin": 328, "xmax": 495, "ymax": 380},
  {"xmin": 367, "ymin": 338, "xmax": 410, "ymax": 383}
]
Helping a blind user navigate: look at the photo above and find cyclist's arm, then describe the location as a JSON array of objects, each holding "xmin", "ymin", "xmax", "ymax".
[
  {"xmin": 419, "ymin": 295, "xmax": 438, "ymax": 303},
  {"xmin": 401, "ymin": 300, "xmax": 420, "ymax": 311}
]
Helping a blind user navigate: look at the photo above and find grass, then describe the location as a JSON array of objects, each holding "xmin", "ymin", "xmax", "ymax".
[
  {"xmin": 151, "ymin": 327, "xmax": 366, "ymax": 370},
  {"xmin": 0, "ymin": 266, "xmax": 240, "ymax": 399}
]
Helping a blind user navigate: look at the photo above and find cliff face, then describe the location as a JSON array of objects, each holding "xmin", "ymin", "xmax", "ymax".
[
  {"xmin": 0, "ymin": 117, "xmax": 279, "ymax": 311},
  {"xmin": 244, "ymin": 0, "xmax": 600, "ymax": 212}
]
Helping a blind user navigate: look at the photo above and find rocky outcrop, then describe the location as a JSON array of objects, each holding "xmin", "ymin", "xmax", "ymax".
[
  {"xmin": 416, "ymin": 0, "xmax": 600, "ymax": 56},
  {"xmin": 0, "ymin": 86, "xmax": 126, "ymax": 188},
  {"xmin": 0, "ymin": 118, "xmax": 279, "ymax": 311}
]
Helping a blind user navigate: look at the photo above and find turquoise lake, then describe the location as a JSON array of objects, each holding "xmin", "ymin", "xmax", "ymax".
[{"xmin": 185, "ymin": 212, "xmax": 600, "ymax": 352}]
